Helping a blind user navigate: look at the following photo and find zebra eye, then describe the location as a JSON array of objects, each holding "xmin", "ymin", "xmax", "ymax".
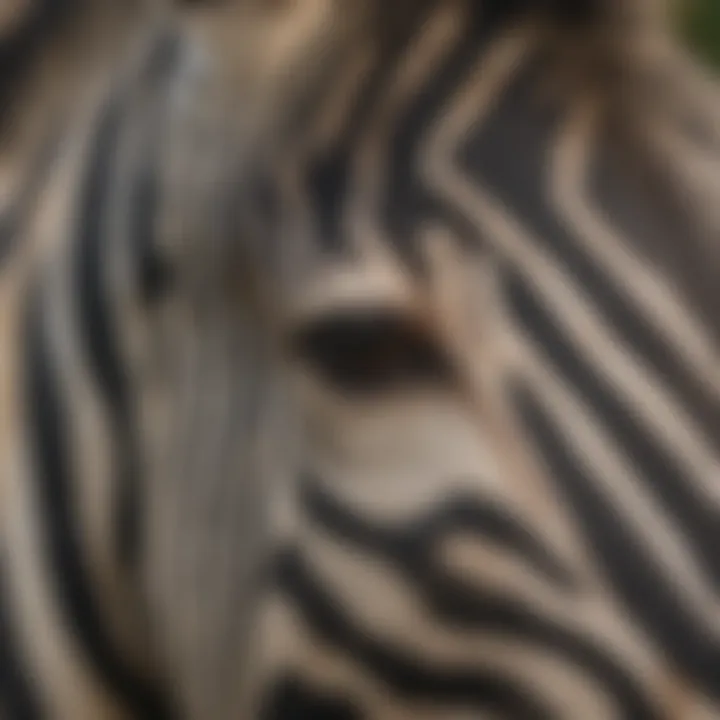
[{"xmin": 289, "ymin": 309, "xmax": 454, "ymax": 395}]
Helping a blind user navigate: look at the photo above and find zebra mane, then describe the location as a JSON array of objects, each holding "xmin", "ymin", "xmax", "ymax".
[
  {"xmin": 194, "ymin": 0, "xmax": 716, "ymax": 145},
  {"xmin": 363, "ymin": 0, "xmax": 709, "ymax": 113}
]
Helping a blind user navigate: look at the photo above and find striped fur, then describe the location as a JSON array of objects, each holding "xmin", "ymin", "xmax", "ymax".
[{"xmin": 2, "ymin": 0, "xmax": 720, "ymax": 718}]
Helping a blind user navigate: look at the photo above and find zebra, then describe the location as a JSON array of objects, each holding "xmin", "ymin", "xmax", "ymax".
[{"xmin": 1, "ymin": 0, "xmax": 720, "ymax": 717}]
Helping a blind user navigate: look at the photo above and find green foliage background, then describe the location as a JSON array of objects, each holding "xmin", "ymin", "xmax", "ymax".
[{"xmin": 681, "ymin": 0, "xmax": 720, "ymax": 69}]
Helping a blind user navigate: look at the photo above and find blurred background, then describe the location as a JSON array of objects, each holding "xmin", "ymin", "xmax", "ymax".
[{"xmin": 682, "ymin": 0, "xmax": 720, "ymax": 68}]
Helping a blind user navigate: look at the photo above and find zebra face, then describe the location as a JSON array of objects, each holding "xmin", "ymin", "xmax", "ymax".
[
  {"xmin": 5, "ymin": 0, "xmax": 720, "ymax": 717},
  {"xmin": 113, "ymin": 2, "xmax": 720, "ymax": 716}
]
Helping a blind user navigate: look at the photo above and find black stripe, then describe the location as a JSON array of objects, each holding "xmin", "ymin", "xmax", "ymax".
[
  {"xmin": 0, "ymin": 0, "xmax": 77, "ymax": 136},
  {"xmin": 0, "ymin": 561, "xmax": 43, "ymax": 720},
  {"xmin": 131, "ymin": 146, "xmax": 172, "ymax": 306},
  {"xmin": 260, "ymin": 676, "xmax": 363, "ymax": 720},
  {"xmin": 73, "ymin": 78, "xmax": 140, "ymax": 569},
  {"xmin": 274, "ymin": 548, "xmax": 554, "ymax": 719},
  {"xmin": 300, "ymin": 474, "xmax": 577, "ymax": 588},
  {"xmin": 514, "ymin": 380, "xmax": 720, "ymax": 700},
  {"xmin": 73, "ymin": 31, "xmax": 180, "ymax": 569},
  {"xmin": 25, "ymin": 279, "xmax": 174, "ymax": 718},
  {"xmin": 294, "ymin": 475, "xmax": 659, "ymax": 718},
  {"xmin": 0, "ymin": 206, "xmax": 18, "ymax": 269},
  {"xmin": 128, "ymin": 34, "xmax": 181, "ymax": 307}
]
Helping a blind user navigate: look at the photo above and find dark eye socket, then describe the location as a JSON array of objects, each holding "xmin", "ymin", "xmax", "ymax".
[{"xmin": 289, "ymin": 309, "xmax": 454, "ymax": 395}]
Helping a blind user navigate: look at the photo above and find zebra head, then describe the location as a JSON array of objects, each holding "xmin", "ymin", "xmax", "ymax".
[
  {"xmin": 5, "ymin": 1, "xmax": 720, "ymax": 719},
  {"xmin": 127, "ymin": 1, "xmax": 720, "ymax": 718}
]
